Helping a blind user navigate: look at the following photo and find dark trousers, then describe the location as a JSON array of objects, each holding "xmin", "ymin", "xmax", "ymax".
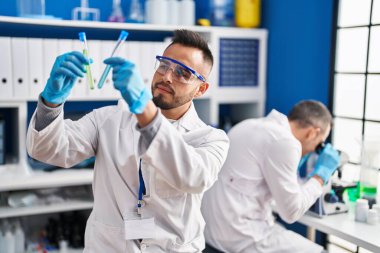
[{"xmin": 203, "ymin": 243, "xmax": 225, "ymax": 253}]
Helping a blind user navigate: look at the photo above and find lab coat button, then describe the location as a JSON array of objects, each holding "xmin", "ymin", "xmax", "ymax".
[
  {"xmin": 141, "ymin": 243, "xmax": 147, "ymax": 250},
  {"xmin": 230, "ymin": 177, "xmax": 234, "ymax": 182}
]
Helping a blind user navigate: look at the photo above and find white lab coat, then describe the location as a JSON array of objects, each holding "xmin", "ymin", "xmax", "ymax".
[
  {"xmin": 26, "ymin": 100, "xmax": 229, "ymax": 253},
  {"xmin": 201, "ymin": 110, "xmax": 323, "ymax": 253}
]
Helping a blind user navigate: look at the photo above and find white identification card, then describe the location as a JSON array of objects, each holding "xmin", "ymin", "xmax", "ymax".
[{"xmin": 124, "ymin": 212, "xmax": 156, "ymax": 240}]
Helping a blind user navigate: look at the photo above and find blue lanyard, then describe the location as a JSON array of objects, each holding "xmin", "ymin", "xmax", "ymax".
[{"xmin": 137, "ymin": 159, "xmax": 145, "ymax": 209}]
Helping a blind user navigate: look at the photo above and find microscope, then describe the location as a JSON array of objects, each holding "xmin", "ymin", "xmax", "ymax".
[{"xmin": 306, "ymin": 146, "xmax": 356, "ymax": 217}]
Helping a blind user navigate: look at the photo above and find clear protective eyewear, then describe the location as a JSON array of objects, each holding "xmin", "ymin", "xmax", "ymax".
[{"xmin": 154, "ymin": 56, "xmax": 206, "ymax": 85}]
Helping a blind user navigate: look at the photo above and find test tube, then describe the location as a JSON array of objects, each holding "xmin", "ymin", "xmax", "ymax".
[
  {"xmin": 98, "ymin": 30, "xmax": 129, "ymax": 89},
  {"xmin": 78, "ymin": 32, "xmax": 95, "ymax": 90}
]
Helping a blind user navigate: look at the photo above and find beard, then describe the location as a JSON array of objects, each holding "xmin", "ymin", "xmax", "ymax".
[{"xmin": 152, "ymin": 82, "xmax": 197, "ymax": 110}]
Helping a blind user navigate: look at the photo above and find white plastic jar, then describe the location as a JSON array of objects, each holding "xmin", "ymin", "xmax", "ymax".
[{"xmin": 355, "ymin": 199, "xmax": 369, "ymax": 223}]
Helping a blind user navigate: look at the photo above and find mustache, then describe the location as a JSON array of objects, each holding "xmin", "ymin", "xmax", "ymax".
[{"xmin": 153, "ymin": 82, "xmax": 175, "ymax": 94}]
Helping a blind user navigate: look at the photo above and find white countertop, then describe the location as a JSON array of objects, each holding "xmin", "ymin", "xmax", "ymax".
[
  {"xmin": 298, "ymin": 211, "xmax": 380, "ymax": 252},
  {"xmin": 0, "ymin": 164, "xmax": 93, "ymax": 191}
]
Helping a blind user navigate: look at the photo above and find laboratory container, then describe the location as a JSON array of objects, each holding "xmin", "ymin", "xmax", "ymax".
[
  {"xmin": 17, "ymin": 0, "xmax": 45, "ymax": 18},
  {"xmin": 359, "ymin": 138, "xmax": 380, "ymax": 200},
  {"xmin": 211, "ymin": 0, "xmax": 234, "ymax": 26},
  {"xmin": 235, "ymin": 0, "xmax": 261, "ymax": 28}
]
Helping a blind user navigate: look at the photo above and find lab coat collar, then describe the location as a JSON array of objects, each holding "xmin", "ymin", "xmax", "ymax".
[
  {"xmin": 267, "ymin": 109, "xmax": 291, "ymax": 132},
  {"xmin": 174, "ymin": 102, "xmax": 204, "ymax": 131}
]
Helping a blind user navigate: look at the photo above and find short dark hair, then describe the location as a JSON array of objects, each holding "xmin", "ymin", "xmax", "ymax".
[
  {"xmin": 288, "ymin": 100, "xmax": 333, "ymax": 133},
  {"xmin": 167, "ymin": 29, "xmax": 214, "ymax": 67}
]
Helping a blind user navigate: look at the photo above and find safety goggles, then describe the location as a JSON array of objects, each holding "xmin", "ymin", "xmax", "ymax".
[{"xmin": 154, "ymin": 56, "xmax": 206, "ymax": 85}]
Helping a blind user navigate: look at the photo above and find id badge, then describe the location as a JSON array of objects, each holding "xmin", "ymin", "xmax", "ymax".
[{"xmin": 124, "ymin": 211, "xmax": 156, "ymax": 240}]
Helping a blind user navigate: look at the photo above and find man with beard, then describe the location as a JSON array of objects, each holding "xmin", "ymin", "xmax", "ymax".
[{"xmin": 26, "ymin": 29, "xmax": 229, "ymax": 253}]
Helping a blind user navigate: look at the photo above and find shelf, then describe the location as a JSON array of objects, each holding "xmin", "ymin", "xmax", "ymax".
[
  {"xmin": 0, "ymin": 15, "xmax": 265, "ymax": 34},
  {"xmin": 299, "ymin": 212, "xmax": 380, "ymax": 253},
  {"xmin": 0, "ymin": 199, "xmax": 93, "ymax": 218},
  {"xmin": 0, "ymin": 165, "xmax": 93, "ymax": 191},
  {"xmin": 214, "ymin": 87, "xmax": 265, "ymax": 103},
  {"xmin": 0, "ymin": 15, "xmax": 209, "ymax": 32}
]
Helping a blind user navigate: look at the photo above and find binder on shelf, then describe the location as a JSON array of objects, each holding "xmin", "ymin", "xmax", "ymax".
[
  {"xmin": 58, "ymin": 39, "xmax": 78, "ymax": 99},
  {"xmin": 100, "ymin": 40, "xmax": 118, "ymax": 98},
  {"xmin": 57, "ymin": 39, "xmax": 73, "ymax": 55},
  {"xmin": 118, "ymin": 41, "xmax": 128, "ymax": 60},
  {"xmin": 126, "ymin": 41, "xmax": 141, "ymax": 72},
  {"xmin": 42, "ymin": 39, "xmax": 58, "ymax": 85},
  {"xmin": 151, "ymin": 41, "xmax": 167, "ymax": 86},
  {"xmin": 139, "ymin": 42, "xmax": 156, "ymax": 87},
  {"xmin": 87, "ymin": 40, "xmax": 101, "ymax": 87},
  {"xmin": 110, "ymin": 40, "xmax": 127, "ymax": 99},
  {"xmin": 125, "ymin": 41, "xmax": 144, "ymax": 91},
  {"xmin": 0, "ymin": 117, "xmax": 4, "ymax": 164},
  {"xmin": 0, "ymin": 37, "xmax": 13, "ymax": 99},
  {"xmin": 72, "ymin": 40, "xmax": 88, "ymax": 98},
  {"xmin": 27, "ymin": 38, "xmax": 44, "ymax": 99},
  {"xmin": 153, "ymin": 42, "xmax": 166, "ymax": 58},
  {"xmin": 88, "ymin": 40, "xmax": 103, "ymax": 98},
  {"xmin": 11, "ymin": 38, "xmax": 29, "ymax": 98}
]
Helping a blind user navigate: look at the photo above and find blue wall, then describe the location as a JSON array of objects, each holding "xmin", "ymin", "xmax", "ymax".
[
  {"xmin": 261, "ymin": 0, "xmax": 334, "ymax": 115},
  {"xmin": 261, "ymin": 0, "xmax": 334, "ymax": 244}
]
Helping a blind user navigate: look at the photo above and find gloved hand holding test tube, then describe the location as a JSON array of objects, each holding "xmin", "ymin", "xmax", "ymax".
[
  {"xmin": 78, "ymin": 32, "xmax": 95, "ymax": 90},
  {"xmin": 98, "ymin": 30, "xmax": 129, "ymax": 89}
]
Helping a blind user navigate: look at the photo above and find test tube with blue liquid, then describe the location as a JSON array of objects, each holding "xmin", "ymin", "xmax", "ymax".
[
  {"xmin": 78, "ymin": 32, "xmax": 95, "ymax": 90},
  {"xmin": 98, "ymin": 30, "xmax": 129, "ymax": 89}
]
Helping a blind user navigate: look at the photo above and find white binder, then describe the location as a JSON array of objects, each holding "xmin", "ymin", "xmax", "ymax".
[
  {"xmin": 118, "ymin": 41, "xmax": 129, "ymax": 59},
  {"xmin": 11, "ymin": 38, "xmax": 29, "ymax": 99},
  {"xmin": 139, "ymin": 42, "xmax": 155, "ymax": 87},
  {"xmin": 71, "ymin": 40, "xmax": 88, "ymax": 99},
  {"xmin": 42, "ymin": 39, "xmax": 58, "ymax": 86},
  {"xmin": 27, "ymin": 38, "xmax": 44, "ymax": 99},
  {"xmin": 151, "ymin": 42, "xmax": 167, "ymax": 88},
  {"xmin": 125, "ymin": 41, "xmax": 147, "ymax": 92},
  {"xmin": 0, "ymin": 37, "xmax": 13, "ymax": 99},
  {"xmin": 57, "ymin": 39, "xmax": 73, "ymax": 55},
  {"xmin": 127, "ymin": 41, "xmax": 141, "ymax": 72},
  {"xmin": 100, "ymin": 40, "xmax": 118, "ymax": 99},
  {"xmin": 153, "ymin": 41, "xmax": 166, "ymax": 58},
  {"xmin": 58, "ymin": 39, "xmax": 79, "ymax": 100},
  {"xmin": 111, "ymin": 40, "xmax": 128, "ymax": 100},
  {"xmin": 88, "ymin": 40, "xmax": 103, "ymax": 99}
]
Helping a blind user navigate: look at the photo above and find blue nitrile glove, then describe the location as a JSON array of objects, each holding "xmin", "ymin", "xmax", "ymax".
[
  {"xmin": 41, "ymin": 51, "xmax": 90, "ymax": 104},
  {"xmin": 104, "ymin": 57, "xmax": 152, "ymax": 114},
  {"xmin": 309, "ymin": 143, "xmax": 340, "ymax": 184}
]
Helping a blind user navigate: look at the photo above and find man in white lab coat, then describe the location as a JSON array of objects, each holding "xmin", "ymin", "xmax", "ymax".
[
  {"xmin": 26, "ymin": 30, "xmax": 229, "ymax": 252},
  {"xmin": 202, "ymin": 100, "xmax": 340, "ymax": 253}
]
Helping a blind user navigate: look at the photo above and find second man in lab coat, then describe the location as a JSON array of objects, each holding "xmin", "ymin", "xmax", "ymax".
[{"xmin": 202, "ymin": 100, "xmax": 339, "ymax": 253}]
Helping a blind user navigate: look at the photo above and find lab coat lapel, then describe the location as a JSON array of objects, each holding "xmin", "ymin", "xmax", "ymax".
[
  {"xmin": 176, "ymin": 102, "xmax": 204, "ymax": 132},
  {"xmin": 266, "ymin": 109, "xmax": 291, "ymax": 132}
]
